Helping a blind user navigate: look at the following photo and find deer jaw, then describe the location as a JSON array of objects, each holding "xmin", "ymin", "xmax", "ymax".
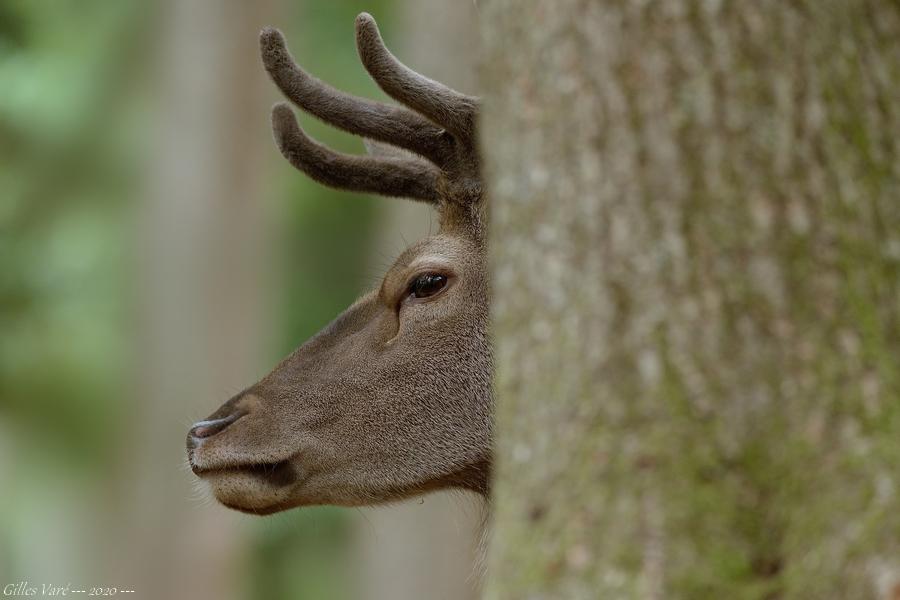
[{"xmin": 188, "ymin": 230, "xmax": 491, "ymax": 513}]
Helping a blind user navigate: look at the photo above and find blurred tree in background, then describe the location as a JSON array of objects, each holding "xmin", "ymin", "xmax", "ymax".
[
  {"xmin": 0, "ymin": 0, "xmax": 144, "ymax": 471},
  {"xmin": 1, "ymin": 2, "xmax": 148, "ymax": 582}
]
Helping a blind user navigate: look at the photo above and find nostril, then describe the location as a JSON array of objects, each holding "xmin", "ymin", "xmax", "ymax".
[{"xmin": 189, "ymin": 412, "xmax": 244, "ymax": 440}]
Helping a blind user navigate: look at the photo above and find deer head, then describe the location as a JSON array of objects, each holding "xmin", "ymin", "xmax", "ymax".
[{"xmin": 186, "ymin": 13, "xmax": 490, "ymax": 514}]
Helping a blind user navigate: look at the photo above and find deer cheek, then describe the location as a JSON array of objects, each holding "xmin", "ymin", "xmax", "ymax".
[{"xmin": 377, "ymin": 306, "xmax": 402, "ymax": 347}]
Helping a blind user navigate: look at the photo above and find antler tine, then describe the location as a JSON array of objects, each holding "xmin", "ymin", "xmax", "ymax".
[
  {"xmin": 260, "ymin": 28, "xmax": 451, "ymax": 166},
  {"xmin": 355, "ymin": 13, "xmax": 478, "ymax": 143},
  {"xmin": 271, "ymin": 103, "xmax": 440, "ymax": 203}
]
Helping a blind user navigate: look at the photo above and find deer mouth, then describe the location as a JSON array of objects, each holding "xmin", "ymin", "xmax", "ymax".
[{"xmin": 191, "ymin": 458, "xmax": 298, "ymax": 488}]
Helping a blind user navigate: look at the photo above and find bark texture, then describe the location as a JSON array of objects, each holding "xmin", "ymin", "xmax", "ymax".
[{"xmin": 481, "ymin": 1, "xmax": 900, "ymax": 598}]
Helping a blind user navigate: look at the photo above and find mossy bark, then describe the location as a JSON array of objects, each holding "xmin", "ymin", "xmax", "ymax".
[{"xmin": 481, "ymin": 1, "xmax": 900, "ymax": 598}]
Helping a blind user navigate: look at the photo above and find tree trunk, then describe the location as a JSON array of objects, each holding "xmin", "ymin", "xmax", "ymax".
[{"xmin": 481, "ymin": 1, "xmax": 900, "ymax": 598}]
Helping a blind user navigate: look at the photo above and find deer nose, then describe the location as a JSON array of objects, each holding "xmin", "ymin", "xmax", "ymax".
[{"xmin": 188, "ymin": 412, "xmax": 244, "ymax": 445}]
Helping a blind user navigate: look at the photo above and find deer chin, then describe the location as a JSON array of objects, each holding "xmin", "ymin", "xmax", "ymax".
[{"xmin": 196, "ymin": 459, "xmax": 305, "ymax": 515}]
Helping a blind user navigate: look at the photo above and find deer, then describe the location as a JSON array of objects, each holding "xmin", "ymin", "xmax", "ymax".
[{"xmin": 186, "ymin": 13, "xmax": 491, "ymax": 515}]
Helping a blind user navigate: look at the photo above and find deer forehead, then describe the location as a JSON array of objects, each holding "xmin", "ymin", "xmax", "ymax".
[{"xmin": 398, "ymin": 236, "xmax": 476, "ymax": 272}]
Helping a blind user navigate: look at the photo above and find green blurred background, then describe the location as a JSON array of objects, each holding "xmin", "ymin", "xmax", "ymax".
[{"xmin": 0, "ymin": 1, "xmax": 482, "ymax": 599}]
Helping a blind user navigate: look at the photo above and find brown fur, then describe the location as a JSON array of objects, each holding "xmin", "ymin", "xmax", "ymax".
[{"xmin": 186, "ymin": 13, "xmax": 491, "ymax": 514}]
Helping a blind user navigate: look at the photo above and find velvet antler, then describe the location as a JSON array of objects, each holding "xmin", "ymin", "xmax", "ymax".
[
  {"xmin": 260, "ymin": 13, "xmax": 481, "ymax": 207},
  {"xmin": 354, "ymin": 14, "xmax": 477, "ymax": 144}
]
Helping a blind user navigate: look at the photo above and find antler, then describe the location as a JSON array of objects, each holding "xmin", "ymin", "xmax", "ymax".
[
  {"xmin": 260, "ymin": 13, "xmax": 480, "ymax": 206},
  {"xmin": 354, "ymin": 14, "xmax": 478, "ymax": 144},
  {"xmin": 271, "ymin": 104, "xmax": 440, "ymax": 202}
]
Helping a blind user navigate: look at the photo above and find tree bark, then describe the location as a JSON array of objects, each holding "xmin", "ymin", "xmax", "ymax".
[{"xmin": 481, "ymin": 1, "xmax": 900, "ymax": 598}]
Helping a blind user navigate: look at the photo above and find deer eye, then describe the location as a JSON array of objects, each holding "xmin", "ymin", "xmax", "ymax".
[{"xmin": 410, "ymin": 273, "xmax": 448, "ymax": 299}]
